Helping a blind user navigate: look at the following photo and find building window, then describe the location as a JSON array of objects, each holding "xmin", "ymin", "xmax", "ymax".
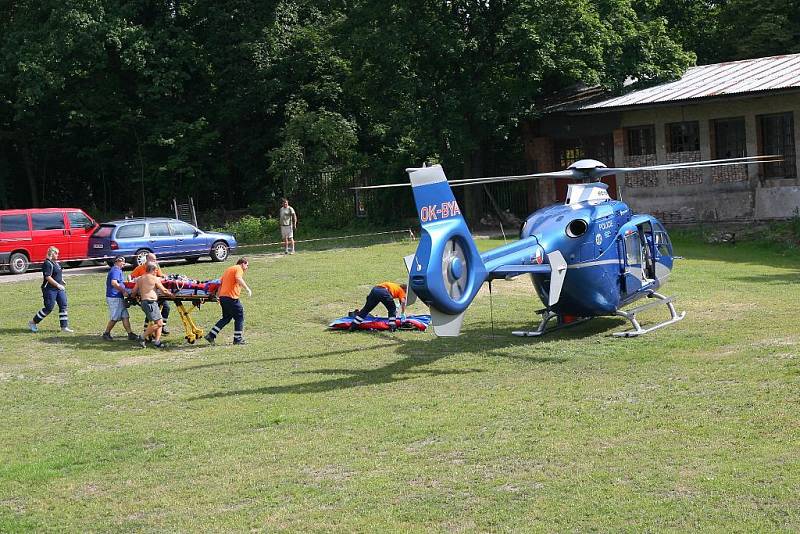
[
  {"xmin": 557, "ymin": 144, "xmax": 583, "ymax": 169},
  {"xmin": 624, "ymin": 125, "xmax": 657, "ymax": 187},
  {"xmin": 625, "ymin": 125, "xmax": 655, "ymax": 156},
  {"xmin": 555, "ymin": 135, "xmax": 614, "ymax": 168},
  {"xmin": 666, "ymin": 121, "xmax": 700, "ymax": 153},
  {"xmin": 712, "ymin": 117, "xmax": 746, "ymax": 158},
  {"xmin": 758, "ymin": 112, "xmax": 796, "ymax": 179}
]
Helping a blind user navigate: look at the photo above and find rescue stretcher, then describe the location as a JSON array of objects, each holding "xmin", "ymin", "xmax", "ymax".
[
  {"xmin": 328, "ymin": 314, "xmax": 431, "ymax": 331},
  {"xmin": 124, "ymin": 275, "xmax": 221, "ymax": 344}
]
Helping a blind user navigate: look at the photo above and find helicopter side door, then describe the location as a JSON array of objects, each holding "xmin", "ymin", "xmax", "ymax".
[
  {"xmin": 621, "ymin": 223, "xmax": 657, "ymax": 298},
  {"xmin": 622, "ymin": 230, "xmax": 644, "ymax": 297},
  {"xmin": 637, "ymin": 221, "xmax": 657, "ymax": 281}
]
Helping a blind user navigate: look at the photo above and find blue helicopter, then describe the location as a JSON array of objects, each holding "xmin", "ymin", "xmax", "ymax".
[{"xmin": 363, "ymin": 155, "xmax": 775, "ymax": 338}]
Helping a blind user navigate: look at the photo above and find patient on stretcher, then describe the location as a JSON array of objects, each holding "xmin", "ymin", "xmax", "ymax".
[{"xmin": 124, "ymin": 274, "xmax": 222, "ymax": 298}]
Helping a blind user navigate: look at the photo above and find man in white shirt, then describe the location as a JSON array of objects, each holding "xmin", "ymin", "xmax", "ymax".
[{"xmin": 279, "ymin": 197, "xmax": 298, "ymax": 254}]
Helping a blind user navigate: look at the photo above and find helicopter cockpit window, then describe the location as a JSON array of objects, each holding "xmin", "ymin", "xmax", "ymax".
[
  {"xmin": 624, "ymin": 232, "xmax": 641, "ymax": 265},
  {"xmin": 520, "ymin": 218, "xmax": 534, "ymax": 239},
  {"xmin": 654, "ymin": 231, "xmax": 672, "ymax": 256}
]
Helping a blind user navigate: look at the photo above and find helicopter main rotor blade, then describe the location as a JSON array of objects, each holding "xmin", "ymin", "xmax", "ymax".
[
  {"xmin": 592, "ymin": 155, "xmax": 781, "ymax": 177},
  {"xmin": 350, "ymin": 169, "xmax": 578, "ymax": 190},
  {"xmin": 350, "ymin": 155, "xmax": 781, "ymax": 190}
]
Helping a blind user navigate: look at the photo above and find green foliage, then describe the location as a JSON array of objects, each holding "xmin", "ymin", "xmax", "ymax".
[
  {"xmin": 655, "ymin": 0, "xmax": 800, "ymax": 64},
  {"xmin": 0, "ymin": 0, "xmax": 704, "ymax": 216},
  {"xmin": 217, "ymin": 215, "xmax": 279, "ymax": 244}
]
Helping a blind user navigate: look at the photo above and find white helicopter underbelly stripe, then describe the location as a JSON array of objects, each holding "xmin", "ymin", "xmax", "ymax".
[{"xmin": 567, "ymin": 260, "xmax": 620, "ymax": 269}]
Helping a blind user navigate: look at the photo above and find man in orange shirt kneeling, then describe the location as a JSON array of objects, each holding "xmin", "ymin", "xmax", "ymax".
[
  {"xmin": 350, "ymin": 282, "xmax": 407, "ymax": 332},
  {"xmin": 204, "ymin": 257, "xmax": 252, "ymax": 345}
]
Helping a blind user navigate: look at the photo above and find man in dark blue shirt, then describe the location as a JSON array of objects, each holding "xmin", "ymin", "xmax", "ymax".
[
  {"xmin": 102, "ymin": 256, "xmax": 141, "ymax": 341},
  {"xmin": 28, "ymin": 246, "xmax": 72, "ymax": 333}
]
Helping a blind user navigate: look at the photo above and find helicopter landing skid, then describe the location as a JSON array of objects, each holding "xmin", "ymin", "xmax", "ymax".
[
  {"xmin": 512, "ymin": 310, "xmax": 592, "ymax": 337},
  {"xmin": 613, "ymin": 292, "xmax": 686, "ymax": 337}
]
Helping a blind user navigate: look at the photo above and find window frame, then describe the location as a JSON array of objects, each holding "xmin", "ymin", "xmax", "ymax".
[
  {"xmin": 666, "ymin": 121, "xmax": 700, "ymax": 153},
  {"xmin": 31, "ymin": 212, "xmax": 66, "ymax": 231},
  {"xmin": 147, "ymin": 222, "xmax": 171, "ymax": 237},
  {"xmin": 625, "ymin": 125, "xmax": 656, "ymax": 156},
  {"xmin": 624, "ymin": 231, "xmax": 641, "ymax": 266},
  {"xmin": 757, "ymin": 112, "xmax": 797, "ymax": 179},
  {"xmin": 711, "ymin": 117, "xmax": 747, "ymax": 159},
  {"xmin": 67, "ymin": 211, "xmax": 93, "ymax": 229},
  {"xmin": 0, "ymin": 214, "xmax": 30, "ymax": 232},
  {"xmin": 169, "ymin": 221, "xmax": 197, "ymax": 236},
  {"xmin": 116, "ymin": 224, "xmax": 146, "ymax": 239}
]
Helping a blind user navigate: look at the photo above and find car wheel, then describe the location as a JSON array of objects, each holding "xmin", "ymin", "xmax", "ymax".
[
  {"xmin": 210, "ymin": 241, "xmax": 229, "ymax": 262},
  {"xmin": 65, "ymin": 261, "xmax": 82, "ymax": 268},
  {"xmin": 135, "ymin": 249, "xmax": 151, "ymax": 266},
  {"xmin": 9, "ymin": 252, "xmax": 29, "ymax": 275}
]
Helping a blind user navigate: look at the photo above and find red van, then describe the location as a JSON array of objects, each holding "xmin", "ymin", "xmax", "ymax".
[{"xmin": 0, "ymin": 208, "xmax": 99, "ymax": 274}]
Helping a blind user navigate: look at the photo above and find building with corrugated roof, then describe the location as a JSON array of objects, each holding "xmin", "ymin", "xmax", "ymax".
[{"xmin": 522, "ymin": 53, "xmax": 800, "ymax": 223}]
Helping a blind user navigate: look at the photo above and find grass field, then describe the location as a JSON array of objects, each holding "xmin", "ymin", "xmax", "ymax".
[{"xmin": 1, "ymin": 236, "xmax": 799, "ymax": 531}]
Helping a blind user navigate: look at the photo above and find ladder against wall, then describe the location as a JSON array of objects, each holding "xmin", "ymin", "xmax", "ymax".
[{"xmin": 173, "ymin": 197, "xmax": 198, "ymax": 227}]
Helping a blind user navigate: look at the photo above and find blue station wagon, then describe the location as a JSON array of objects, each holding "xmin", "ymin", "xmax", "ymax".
[{"xmin": 88, "ymin": 218, "xmax": 237, "ymax": 265}]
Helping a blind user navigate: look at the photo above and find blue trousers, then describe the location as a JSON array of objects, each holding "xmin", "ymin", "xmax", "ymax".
[
  {"xmin": 353, "ymin": 286, "xmax": 396, "ymax": 324},
  {"xmin": 33, "ymin": 287, "xmax": 68, "ymax": 328},
  {"xmin": 209, "ymin": 296, "xmax": 244, "ymax": 340}
]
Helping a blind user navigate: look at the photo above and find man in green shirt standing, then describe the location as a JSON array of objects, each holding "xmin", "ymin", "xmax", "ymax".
[{"xmin": 279, "ymin": 197, "xmax": 298, "ymax": 254}]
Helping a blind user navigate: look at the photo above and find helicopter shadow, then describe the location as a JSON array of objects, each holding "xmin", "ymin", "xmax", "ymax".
[
  {"xmin": 188, "ymin": 317, "xmax": 624, "ymax": 401},
  {"xmin": 418, "ymin": 317, "xmax": 628, "ymax": 360},
  {"xmin": 189, "ymin": 340, "xmax": 480, "ymax": 400},
  {"xmin": 174, "ymin": 342, "xmax": 401, "ymax": 373},
  {"xmin": 673, "ymin": 240, "xmax": 800, "ymax": 271},
  {"xmin": 721, "ymin": 272, "xmax": 800, "ymax": 284}
]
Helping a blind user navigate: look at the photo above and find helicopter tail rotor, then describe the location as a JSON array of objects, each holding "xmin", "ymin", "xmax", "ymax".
[{"xmin": 406, "ymin": 164, "xmax": 488, "ymax": 336}]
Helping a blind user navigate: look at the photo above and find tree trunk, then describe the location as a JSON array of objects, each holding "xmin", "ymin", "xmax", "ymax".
[
  {"xmin": 20, "ymin": 138, "xmax": 39, "ymax": 207},
  {"xmin": 0, "ymin": 142, "xmax": 9, "ymax": 208}
]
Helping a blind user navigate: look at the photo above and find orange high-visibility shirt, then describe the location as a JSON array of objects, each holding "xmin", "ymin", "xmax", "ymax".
[
  {"xmin": 131, "ymin": 264, "xmax": 164, "ymax": 278},
  {"xmin": 377, "ymin": 281, "xmax": 406, "ymax": 300},
  {"xmin": 219, "ymin": 265, "xmax": 244, "ymax": 299}
]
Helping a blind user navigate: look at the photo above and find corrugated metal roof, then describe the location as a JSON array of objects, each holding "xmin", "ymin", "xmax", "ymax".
[{"xmin": 578, "ymin": 53, "xmax": 800, "ymax": 111}]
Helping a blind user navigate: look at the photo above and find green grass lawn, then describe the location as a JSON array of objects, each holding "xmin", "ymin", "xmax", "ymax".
[{"xmin": 1, "ymin": 236, "xmax": 799, "ymax": 531}]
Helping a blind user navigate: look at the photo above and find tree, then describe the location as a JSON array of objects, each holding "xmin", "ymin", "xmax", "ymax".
[{"xmin": 340, "ymin": 0, "xmax": 693, "ymax": 183}]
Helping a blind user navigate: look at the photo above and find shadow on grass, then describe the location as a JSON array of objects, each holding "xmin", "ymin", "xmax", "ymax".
[
  {"xmin": 174, "ymin": 342, "xmax": 401, "ymax": 372},
  {"xmin": 0, "ymin": 327, "xmax": 35, "ymax": 335},
  {"xmin": 189, "ymin": 348, "xmax": 480, "ymax": 400},
  {"xmin": 37, "ymin": 333, "xmax": 192, "ymax": 352},
  {"xmin": 722, "ymin": 272, "xmax": 800, "ymax": 284},
  {"xmin": 672, "ymin": 240, "xmax": 800, "ymax": 270},
  {"xmin": 187, "ymin": 319, "xmax": 624, "ymax": 400}
]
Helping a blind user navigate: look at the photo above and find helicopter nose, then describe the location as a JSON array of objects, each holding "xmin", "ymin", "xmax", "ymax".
[{"xmin": 449, "ymin": 256, "xmax": 464, "ymax": 280}]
